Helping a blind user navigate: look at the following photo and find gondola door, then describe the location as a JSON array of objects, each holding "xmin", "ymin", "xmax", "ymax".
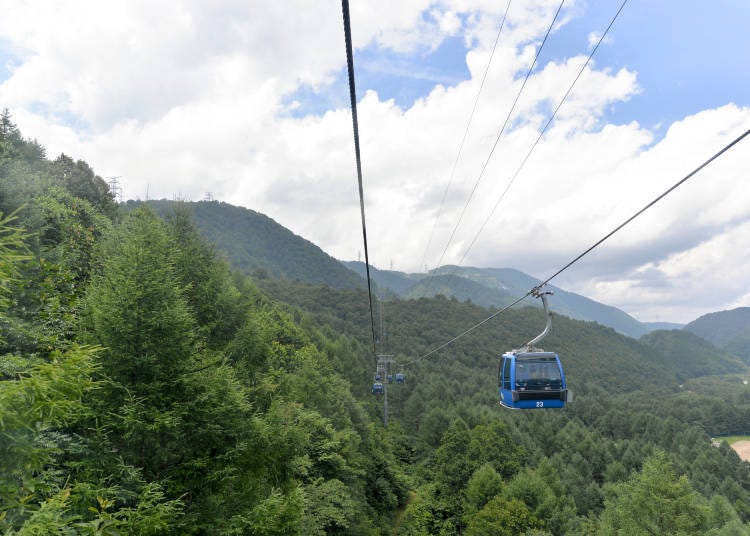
[{"xmin": 499, "ymin": 353, "xmax": 514, "ymax": 408}]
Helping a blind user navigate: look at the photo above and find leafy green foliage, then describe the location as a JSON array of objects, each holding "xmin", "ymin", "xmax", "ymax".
[
  {"xmin": 465, "ymin": 496, "xmax": 541, "ymax": 536},
  {"xmin": 0, "ymin": 346, "xmax": 99, "ymax": 528},
  {"xmin": 164, "ymin": 202, "xmax": 244, "ymax": 347},
  {"xmin": 464, "ymin": 463, "xmax": 503, "ymax": 514},
  {"xmin": 3, "ymin": 115, "xmax": 750, "ymax": 534},
  {"xmin": 0, "ymin": 109, "xmax": 46, "ymax": 179},
  {"xmin": 0, "ymin": 210, "xmax": 29, "ymax": 311},
  {"xmin": 599, "ymin": 452, "xmax": 709, "ymax": 535},
  {"xmin": 131, "ymin": 199, "xmax": 365, "ymax": 289},
  {"xmin": 49, "ymin": 154, "xmax": 117, "ymax": 220},
  {"xmin": 257, "ymin": 277, "xmax": 750, "ymax": 533}
]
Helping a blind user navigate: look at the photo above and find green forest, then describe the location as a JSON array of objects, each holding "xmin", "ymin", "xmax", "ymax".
[{"xmin": 2, "ymin": 110, "xmax": 750, "ymax": 534}]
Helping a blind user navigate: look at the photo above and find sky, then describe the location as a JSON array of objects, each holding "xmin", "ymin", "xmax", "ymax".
[{"xmin": 1, "ymin": 0, "xmax": 749, "ymax": 324}]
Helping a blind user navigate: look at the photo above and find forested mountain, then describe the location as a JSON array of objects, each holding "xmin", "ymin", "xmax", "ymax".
[
  {"xmin": 643, "ymin": 320, "xmax": 685, "ymax": 331},
  {"xmin": 346, "ymin": 262, "xmax": 654, "ymax": 338},
  {"xmin": 685, "ymin": 307, "xmax": 750, "ymax": 363},
  {"xmin": 0, "ymin": 114, "xmax": 404, "ymax": 534},
  {"xmin": 403, "ymin": 274, "xmax": 515, "ymax": 308},
  {"xmin": 3, "ymin": 113, "xmax": 750, "ymax": 534},
  {"xmin": 133, "ymin": 199, "xmax": 365, "ymax": 289},
  {"xmin": 256, "ymin": 278, "xmax": 749, "ymax": 398},
  {"xmin": 141, "ymin": 200, "xmax": 678, "ymax": 339},
  {"xmin": 341, "ymin": 260, "xmax": 423, "ymax": 295},
  {"xmin": 639, "ymin": 329, "xmax": 747, "ymax": 381},
  {"xmin": 256, "ymin": 277, "xmax": 750, "ymax": 533}
]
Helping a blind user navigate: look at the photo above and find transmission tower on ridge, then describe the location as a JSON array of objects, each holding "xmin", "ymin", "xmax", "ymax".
[{"xmin": 107, "ymin": 176, "xmax": 122, "ymax": 202}]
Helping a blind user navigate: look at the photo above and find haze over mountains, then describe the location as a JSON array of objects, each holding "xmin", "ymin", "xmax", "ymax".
[
  {"xmin": 684, "ymin": 307, "xmax": 750, "ymax": 363},
  {"xmin": 140, "ymin": 199, "xmax": 698, "ymax": 338},
  {"xmin": 344, "ymin": 262, "xmax": 683, "ymax": 339},
  {"xmin": 132, "ymin": 199, "xmax": 750, "ymax": 346}
]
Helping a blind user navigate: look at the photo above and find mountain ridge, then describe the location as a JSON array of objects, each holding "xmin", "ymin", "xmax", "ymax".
[
  {"xmin": 684, "ymin": 307, "xmax": 750, "ymax": 363},
  {"xmin": 135, "ymin": 199, "xmax": 689, "ymax": 339},
  {"xmin": 345, "ymin": 262, "xmax": 670, "ymax": 338},
  {"xmin": 126, "ymin": 199, "xmax": 365, "ymax": 289}
]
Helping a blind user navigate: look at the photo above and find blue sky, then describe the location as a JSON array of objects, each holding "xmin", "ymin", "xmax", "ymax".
[
  {"xmin": 285, "ymin": 33, "xmax": 471, "ymax": 117},
  {"xmin": 287, "ymin": 0, "xmax": 750, "ymax": 141},
  {"xmin": 550, "ymin": 0, "xmax": 750, "ymax": 134},
  {"xmin": 1, "ymin": 1, "xmax": 749, "ymax": 323},
  {"xmin": 6, "ymin": 1, "xmax": 747, "ymax": 141}
]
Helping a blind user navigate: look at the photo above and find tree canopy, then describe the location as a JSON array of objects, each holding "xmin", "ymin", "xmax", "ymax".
[{"xmin": 1, "ymin": 112, "xmax": 750, "ymax": 534}]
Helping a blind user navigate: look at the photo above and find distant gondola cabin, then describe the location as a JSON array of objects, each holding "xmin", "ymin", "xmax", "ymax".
[
  {"xmin": 372, "ymin": 382, "xmax": 384, "ymax": 394},
  {"xmin": 498, "ymin": 351, "xmax": 569, "ymax": 409},
  {"xmin": 395, "ymin": 373, "xmax": 405, "ymax": 384}
]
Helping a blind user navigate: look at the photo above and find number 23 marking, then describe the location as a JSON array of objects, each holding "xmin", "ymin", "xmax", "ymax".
[{"xmin": 536, "ymin": 401, "xmax": 544, "ymax": 408}]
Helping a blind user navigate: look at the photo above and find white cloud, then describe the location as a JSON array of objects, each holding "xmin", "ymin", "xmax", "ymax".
[
  {"xmin": 573, "ymin": 215, "xmax": 750, "ymax": 323},
  {"xmin": 1, "ymin": 0, "xmax": 748, "ymax": 324}
]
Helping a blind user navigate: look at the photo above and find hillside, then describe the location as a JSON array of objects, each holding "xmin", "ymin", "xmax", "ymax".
[
  {"xmin": 639, "ymin": 329, "xmax": 747, "ymax": 381},
  {"xmin": 684, "ymin": 307, "xmax": 750, "ymax": 363},
  {"xmin": 257, "ymin": 277, "xmax": 689, "ymax": 396},
  {"xmin": 342, "ymin": 260, "xmax": 423, "ymax": 294},
  {"xmin": 403, "ymin": 274, "xmax": 515, "ymax": 308},
  {"xmin": 643, "ymin": 321, "xmax": 685, "ymax": 331},
  {"xmin": 346, "ymin": 262, "xmax": 651, "ymax": 338},
  {"xmin": 130, "ymin": 199, "xmax": 365, "ymax": 289},
  {"xmin": 255, "ymin": 271, "xmax": 750, "ymax": 421},
  {"xmin": 0, "ymin": 134, "xmax": 404, "ymax": 533},
  {"xmin": 5, "ymin": 102, "xmax": 750, "ymax": 534},
  {"xmin": 434, "ymin": 266, "xmax": 651, "ymax": 338},
  {"xmin": 255, "ymin": 277, "xmax": 750, "ymax": 518},
  {"xmin": 127, "ymin": 200, "xmax": 665, "ymax": 338}
]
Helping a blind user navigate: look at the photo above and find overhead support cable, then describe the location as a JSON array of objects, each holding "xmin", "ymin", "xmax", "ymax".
[
  {"xmin": 403, "ymin": 292, "xmax": 533, "ymax": 365},
  {"xmin": 419, "ymin": 0, "xmax": 628, "ymax": 297},
  {"xmin": 405, "ymin": 127, "xmax": 750, "ymax": 365},
  {"xmin": 456, "ymin": 0, "xmax": 629, "ymax": 268},
  {"xmin": 432, "ymin": 0, "xmax": 566, "ymax": 271},
  {"xmin": 420, "ymin": 0, "xmax": 513, "ymax": 272},
  {"xmin": 532, "ymin": 127, "xmax": 750, "ymax": 292},
  {"xmin": 342, "ymin": 0, "xmax": 378, "ymax": 355}
]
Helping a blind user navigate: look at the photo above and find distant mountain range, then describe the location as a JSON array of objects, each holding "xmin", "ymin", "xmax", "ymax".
[
  {"xmin": 643, "ymin": 321, "xmax": 686, "ymax": 332},
  {"xmin": 140, "ymin": 200, "xmax": 696, "ymax": 339},
  {"xmin": 685, "ymin": 307, "xmax": 750, "ymax": 363},
  {"xmin": 344, "ymin": 262, "xmax": 665, "ymax": 339},
  {"xmin": 639, "ymin": 328, "xmax": 747, "ymax": 379}
]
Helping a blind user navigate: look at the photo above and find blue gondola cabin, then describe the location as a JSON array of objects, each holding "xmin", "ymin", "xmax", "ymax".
[
  {"xmin": 372, "ymin": 382, "xmax": 384, "ymax": 394},
  {"xmin": 395, "ymin": 373, "xmax": 405, "ymax": 384},
  {"xmin": 498, "ymin": 351, "xmax": 570, "ymax": 409}
]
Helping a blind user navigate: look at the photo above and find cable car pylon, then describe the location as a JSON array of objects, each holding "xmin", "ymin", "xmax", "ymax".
[{"xmin": 377, "ymin": 355, "xmax": 394, "ymax": 425}]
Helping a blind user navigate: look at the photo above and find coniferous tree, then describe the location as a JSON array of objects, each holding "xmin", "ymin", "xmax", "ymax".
[
  {"xmin": 82, "ymin": 206, "xmax": 197, "ymax": 478},
  {"xmin": 599, "ymin": 452, "xmax": 709, "ymax": 535}
]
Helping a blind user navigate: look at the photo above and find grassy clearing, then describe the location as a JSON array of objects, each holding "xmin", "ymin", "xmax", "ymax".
[{"xmin": 716, "ymin": 435, "xmax": 750, "ymax": 445}]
